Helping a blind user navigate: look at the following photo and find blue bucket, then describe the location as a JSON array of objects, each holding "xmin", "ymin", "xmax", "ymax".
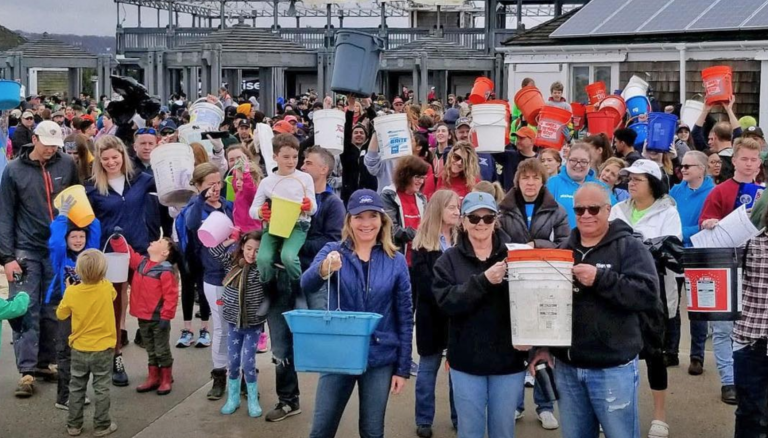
[
  {"xmin": 647, "ymin": 113, "xmax": 678, "ymax": 153},
  {"xmin": 0, "ymin": 80, "xmax": 21, "ymax": 111},
  {"xmin": 626, "ymin": 95, "xmax": 650, "ymax": 118},
  {"xmin": 331, "ymin": 31, "xmax": 384, "ymax": 98},
  {"xmin": 283, "ymin": 309, "xmax": 383, "ymax": 375},
  {"xmin": 629, "ymin": 122, "xmax": 648, "ymax": 148}
]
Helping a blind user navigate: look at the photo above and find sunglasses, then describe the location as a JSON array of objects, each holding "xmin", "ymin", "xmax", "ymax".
[
  {"xmin": 574, "ymin": 205, "xmax": 604, "ymax": 216},
  {"xmin": 23, "ymin": 117, "xmax": 34, "ymax": 120},
  {"xmin": 136, "ymin": 128, "xmax": 157, "ymax": 136},
  {"xmin": 680, "ymin": 164, "xmax": 702, "ymax": 170},
  {"xmin": 452, "ymin": 154, "xmax": 465, "ymax": 163},
  {"xmin": 465, "ymin": 214, "xmax": 496, "ymax": 225}
]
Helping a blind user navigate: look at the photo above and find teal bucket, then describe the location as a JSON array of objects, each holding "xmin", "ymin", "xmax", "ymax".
[
  {"xmin": 0, "ymin": 80, "xmax": 21, "ymax": 111},
  {"xmin": 331, "ymin": 31, "xmax": 384, "ymax": 98},
  {"xmin": 647, "ymin": 113, "xmax": 678, "ymax": 153}
]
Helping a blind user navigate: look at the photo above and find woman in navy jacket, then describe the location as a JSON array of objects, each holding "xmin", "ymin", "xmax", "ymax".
[{"xmin": 301, "ymin": 189, "xmax": 413, "ymax": 438}]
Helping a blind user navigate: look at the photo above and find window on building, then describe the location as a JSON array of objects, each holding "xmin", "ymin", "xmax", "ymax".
[{"xmin": 571, "ymin": 65, "xmax": 613, "ymax": 103}]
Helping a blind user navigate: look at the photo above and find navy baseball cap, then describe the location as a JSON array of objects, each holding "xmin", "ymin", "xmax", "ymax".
[{"xmin": 347, "ymin": 189, "xmax": 386, "ymax": 215}]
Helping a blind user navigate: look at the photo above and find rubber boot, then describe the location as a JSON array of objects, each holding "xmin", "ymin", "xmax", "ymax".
[
  {"xmin": 220, "ymin": 378, "xmax": 241, "ymax": 415},
  {"xmin": 246, "ymin": 381, "xmax": 262, "ymax": 418},
  {"xmin": 207, "ymin": 368, "xmax": 227, "ymax": 400},
  {"xmin": 136, "ymin": 365, "xmax": 161, "ymax": 393},
  {"xmin": 157, "ymin": 366, "xmax": 173, "ymax": 395}
]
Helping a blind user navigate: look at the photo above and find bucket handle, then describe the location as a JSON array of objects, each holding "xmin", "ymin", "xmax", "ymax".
[
  {"xmin": 325, "ymin": 257, "xmax": 343, "ymax": 316},
  {"xmin": 506, "ymin": 259, "xmax": 574, "ymax": 283},
  {"xmin": 192, "ymin": 97, "xmax": 224, "ymax": 111},
  {"xmin": 270, "ymin": 174, "xmax": 308, "ymax": 200},
  {"xmin": 102, "ymin": 233, "xmax": 125, "ymax": 253}
]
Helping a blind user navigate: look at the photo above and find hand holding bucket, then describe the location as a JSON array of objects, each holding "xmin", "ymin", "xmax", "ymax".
[
  {"xmin": 103, "ymin": 235, "xmax": 130, "ymax": 284},
  {"xmin": 54, "ymin": 185, "xmax": 95, "ymax": 228},
  {"xmin": 268, "ymin": 176, "xmax": 308, "ymax": 238},
  {"xmin": 198, "ymin": 211, "xmax": 235, "ymax": 248}
]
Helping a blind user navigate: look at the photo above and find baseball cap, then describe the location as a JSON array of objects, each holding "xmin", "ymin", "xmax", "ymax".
[
  {"xmin": 516, "ymin": 126, "xmax": 536, "ymax": 140},
  {"xmin": 620, "ymin": 159, "xmax": 662, "ymax": 181},
  {"xmin": 284, "ymin": 115, "xmax": 299, "ymax": 124},
  {"xmin": 21, "ymin": 111, "xmax": 34, "ymax": 120},
  {"xmin": 461, "ymin": 191, "xmax": 498, "ymax": 215},
  {"xmin": 676, "ymin": 123, "xmax": 690, "ymax": 133},
  {"xmin": 392, "ymin": 97, "xmax": 404, "ymax": 105},
  {"xmin": 10, "ymin": 109, "xmax": 22, "ymax": 118},
  {"xmin": 443, "ymin": 108, "xmax": 460, "ymax": 126},
  {"xmin": 238, "ymin": 120, "xmax": 251, "ymax": 129},
  {"xmin": 272, "ymin": 120, "xmax": 293, "ymax": 134},
  {"xmin": 34, "ymin": 121, "xmax": 64, "ymax": 147},
  {"xmin": 52, "ymin": 110, "xmax": 65, "ymax": 118},
  {"xmin": 347, "ymin": 189, "xmax": 386, "ymax": 215},
  {"xmin": 744, "ymin": 125, "xmax": 764, "ymax": 139},
  {"xmin": 159, "ymin": 119, "xmax": 177, "ymax": 131},
  {"xmin": 456, "ymin": 117, "xmax": 472, "ymax": 129}
]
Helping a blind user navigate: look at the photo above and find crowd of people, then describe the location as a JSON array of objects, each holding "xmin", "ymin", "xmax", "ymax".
[{"xmin": 1, "ymin": 78, "xmax": 768, "ymax": 438}]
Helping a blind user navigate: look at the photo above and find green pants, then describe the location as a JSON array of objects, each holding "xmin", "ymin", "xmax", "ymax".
[
  {"xmin": 257, "ymin": 221, "xmax": 309, "ymax": 284},
  {"xmin": 69, "ymin": 348, "xmax": 113, "ymax": 430},
  {"xmin": 138, "ymin": 319, "xmax": 173, "ymax": 367}
]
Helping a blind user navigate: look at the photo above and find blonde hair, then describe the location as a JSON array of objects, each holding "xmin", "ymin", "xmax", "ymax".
[
  {"xmin": 190, "ymin": 162, "xmax": 220, "ymax": 187},
  {"xmin": 190, "ymin": 142, "xmax": 209, "ymax": 166},
  {"xmin": 444, "ymin": 141, "xmax": 480, "ymax": 191},
  {"xmin": 413, "ymin": 190, "xmax": 459, "ymax": 252},
  {"xmin": 75, "ymin": 249, "xmax": 107, "ymax": 285},
  {"xmin": 341, "ymin": 211, "xmax": 398, "ymax": 258},
  {"xmin": 92, "ymin": 135, "xmax": 134, "ymax": 196},
  {"xmin": 599, "ymin": 157, "xmax": 627, "ymax": 174},
  {"xmin": 734, "ymin": 137, "xmax": 762, "ymax": 158},
  {"xmin": 474, "ymin": 181, "xmax": 505, "ymax": 204}
]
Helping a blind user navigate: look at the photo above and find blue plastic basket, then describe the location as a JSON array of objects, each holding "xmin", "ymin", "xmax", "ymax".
[{"xmin": 0, "ymin": 80, "xmax": 21, "ymax": 111}]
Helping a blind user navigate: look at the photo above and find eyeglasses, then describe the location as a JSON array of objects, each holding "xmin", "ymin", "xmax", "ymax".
[
  {"xmin": 465, "ymin": 214, "xmax": 496, "ymax": 225},
  {"xmin": 573, "ymin": 205, "xmax": 604, "ymax": 216},
  {"xmin": 680, "ymin": 164, "xmax": 703, "ymax": 170},
  {"xmin": 628, "ymin": 176, "xmax": 648, "ymax": 184},
  {"xmin": 568, "ymin": 159, "xmax": 590, "ymax": 167},
  {"xmin": 413, "ymin": 174, "xmax": 426, "ymax": 181},
  {"xmin": 136, "ymin": 128, "xmax": 157, "ymax": 136},
  {"xmin": 23, "ymin": 117, "xmax": 34, "ymax": 121}
]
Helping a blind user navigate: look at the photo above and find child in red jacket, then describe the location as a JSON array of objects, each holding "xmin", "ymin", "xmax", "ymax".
[{"xmin": 110, "ymin": 231, "xmax": 179, "ymax": 396}]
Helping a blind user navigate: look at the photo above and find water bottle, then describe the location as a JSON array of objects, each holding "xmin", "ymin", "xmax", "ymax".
[{"xmin": 535, "ymin": 362, "xmax": 558, "ymax": 402}]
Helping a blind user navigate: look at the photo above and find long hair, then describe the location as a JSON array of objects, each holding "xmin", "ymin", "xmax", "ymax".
[
  {"xmin": 231, "ymin": 230, "xmax": 262, "ymax": 267},
  {"xmin": 341, "ymin": 211, "xmax": 398, "ymax": 258},
  {"xmin": 443, "ymin": 141, "xmax": 480, "ymax": 191},
  {"xmin": 413, "ymin": 190, "xmax": 459, "ymax": 252},
  {"xmin": 190, "ymin": 142, "xmax": 209, "ymax": 166},
  {"xmin": 65, "ymin": 133, "xmax": 93, "ymax": 184},
  {"xmin": 92, "ymin": 135, "xmax": 134, "ymax": 196}
]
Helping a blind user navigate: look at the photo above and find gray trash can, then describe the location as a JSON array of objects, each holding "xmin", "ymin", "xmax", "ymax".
[{"xmin": 331, "ymin": 31, "xmax": 383, "ymax": 98}]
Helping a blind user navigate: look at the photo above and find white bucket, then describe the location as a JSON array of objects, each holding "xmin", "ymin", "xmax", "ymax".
[
  {"xmin": 508, "ymin": 259, "xmax": 573, "ymax": 346},
  {"xmin": 472, "ymin": 103, "xmax": 507, "ymax": 153},
  {"xmin": 374, "ymin": 113, "xmax": 412, "ymax": 161},
  {"xmin": 189, "ymin": 98, "xmax": 225, "ymax": 128},
  {"xmin": 313, "ymin": 109, "xmax": 345, "ymax": 155},
  {"xmin": 104, "ymin": 253, "xmax": 129, "ymax": 283},
  {"xmin": 621, "ymin": 75, "xmax": 649, "ymax": 100},
  {"xmin": 680, "ymin": 99, "xmax": 705, "ymax": 129},
  {"xmin": 150, "ymin": 143, "xmax": 196, "ymax": 207}
]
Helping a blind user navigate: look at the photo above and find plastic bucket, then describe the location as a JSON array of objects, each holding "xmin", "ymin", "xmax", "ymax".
[
  {"xmin": 198, "ymin": 211, "xmax": 234, "ymax": 248},
  {"xmin": 102, "ymin": 239, "xmax": 129, "ymax": 284},
  {"xmin": 507, "ymin": 249, "xmax": 574, "ymax": 346},
  {"xmin": 471, "ymin": 103, "xmax": 508, "ymax": 153},
  {"xmin": 587, "ymin": 111, "xmax": 617, "ymax": 140},
  {"xmin": 190, "ymin": 98, "xmax": 225, "ymax": 128},
  {"xmin": 621, "ymin": 75, "xmax": 649, "ymax": 100},
  {"xmin": 225, "ymin": 175, "xmax": 236, "ymax": 202},
  {"xmin": 468, "ymin": 77, "xmax": 494, "ymax": 105},
  {"xmin": 683, "ymin": 248, "xmax": 744, "ymax": 321},
  {"xmin": 585, "ymin": 81, "xmax": 607, "ymax": 105},
  {"xmin": 269, "ymin": 195, "xmax": 302, "ymax": 238},
  {"xmin": 514, "ymin": 86, "xmax": 545, "ymax": 127},
  {"xmin": 597, "ymin": 95, "xmax": 626, "ymax": 129},
  {"xmin": 680, "ymin": 100, "xmax": 705, "ymax": 129},
  {"xmin": 374, "ymin": 113, "xmax": 412, "ymax": 160},
  {"xmin": 629, "ymin": 122, "xmax": 648, "ymax": 147},
  {"xmin": 283, "ymin": 309, "xmax": 382, "ymax": 374},
  {"xmin": 150, "ymin": 143, "xmax": 196, "ymax": 207},
  {"xmin": 0, "ymin": 80, "xmax": 21, "ymax": 111},
  {"xmin": 647, "ymin": 112, "xmax": 678, "ymax": 153},
  {"xmin": 571, "ymin": 103, "xmax": 586, "ymax": 130},
  {"xmin": 331, "ymin": 31, "xmax": 384, "ymax": 97},
  {"xmin": 535, "ymin": 106, "xmax": 572, "ymax": 151},
  {"xmin": 53, "ymin": 185, "xmax": 95, "ymax": 228},
  {"xmin": 313, "ymin": 109, "xmax": 345, "ymax": 155},
  {"xmin": 626, "ymin": 95, "xmax": 651, "ymax": 118},
  {"xmin": 702, "ymin": 66, "xmax": 733, "ymax": 105}
]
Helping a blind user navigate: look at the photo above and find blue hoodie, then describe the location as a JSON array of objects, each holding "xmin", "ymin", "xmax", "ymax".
[
  {"xmin": 45, "ymin": 215, "xmax": 101, "ymax": 304},
  {"xmin": 546, "ymin": 166, "xmax": 617, "ymax": 228},
  {"xmin": 670, "ymin": 176, "xmax": 716, "ymax": 247}
]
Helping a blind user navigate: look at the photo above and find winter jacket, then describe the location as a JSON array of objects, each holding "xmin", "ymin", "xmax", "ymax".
[
  {"xmin": 11, "ymin": 124, "xmax": 33, "ymax": 156},
  {"xmin": 45, "ymin": 215, "xmax": 102, "ymax": 304},
  {"xmin": 670, "ymin": 177, "xmax": 715, "ymax": 246},
  {"xmin": 184, "ymin": 194, "xmax": 234, "ymax": 285},
  {"xmin": 413, "ymin": 248, "xmax": 450, "ymax": 356},
  {"xmin": 609, "ymin": 196, "xmax": 683, "ymax": 242},
  {"xmin": 613, "ymin": 187, "xmax": 630, "ymax": 202},
  {"xmin": 498, "ymin": 187, "xmax": 570, "ymax": 248},
  {"xmin": 555, "ymin": 220, "xmax": 661, "ymax": 369},
  {"xmin": 110, "ymin": 237, "xmax": 178, "ymax": 322},
  {"xmin": 340, "ymin": 107, "xmax": 378, "ymax": 204},
  {"xmin": 364, "ymin": 151, "xmax": 397, "ymax": 194},
  {"xmin": 546, "ymin": 166, "xmax": 617, "ymax": 229},
  {"xmin": 477, "ymin": 153, "xmax": 497, "ymax": 183},
  {"xmin": 433, "ymin": 230, "xmax": 527, "ymax": 375},
  {"xmin": 86, "ymin": 171, "xmax": 157, "ymax": 255},
  {"xmin": 210, "ymin": 244, "xmax": 266, "ymax": 328},
  {"xmin": 491, "ymin": 145, "xmax": 537, "ymax": 192},
  {"xmin": 700, "ymin": 178, "xmax": 742, "ymax": 224},
  {"xmin": 0, "ymin": 145, "xmax": 78, "ymax": 263},
  {"xmin": 301, "ymin": 240, "xmax": 413, "ymax": 378},
  {"xmin": 0, "ymin": 292, "xmax": 29, "ymax": 357},
  {"xmin": 380, "ymin": 185, "xmax": 427, "ymax": 252},
  {"xmin": 299, "ymin": 186, "xmax": 345, "ymax": 270},
  {"xmin": 232, "ymin": 168, "xmax": 261, "ymax": 233}
]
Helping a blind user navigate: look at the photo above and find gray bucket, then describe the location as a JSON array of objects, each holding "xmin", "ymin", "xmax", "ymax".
[{"xmin": 331, "ymin": 31, "xmax": 383, "ymax": 98}]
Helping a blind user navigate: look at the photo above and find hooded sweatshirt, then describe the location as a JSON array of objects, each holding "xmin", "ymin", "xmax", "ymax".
[
  {"xmin": 546, "ymin": 166, "xmax": 616, "ymax": 229},
  {"xmin": 608, "ymin": 195, "xmax": 683, "ymax": 242},
  {"xmin": 45, "ymin": 215, "xmax": 102, "ymax": 304},
  {"xmin": 670, "ymin": 177, "xmax": 716, "ymax": 246}
]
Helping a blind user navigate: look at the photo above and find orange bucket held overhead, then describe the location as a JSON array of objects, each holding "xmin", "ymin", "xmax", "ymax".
[
  {"xmin": 535, "ymin": 106, "xmax": 572, "ymax": 151},
  {"xmin": 597, "ymin": 95, "xmax": 626, "ymax": 130},
  {"xmin": 585, "ymin": 81, "xmax": 607, "ymax": 105},
  {"xmin": 468, "ymin": 77, "xmax": 494, "ymax": 105},
  {"xmin": 587, "ymin": 110, "xmax": 616, "ymax": 140},
  {"xmin": 514, "ymin": 86, "xmax": 545, "ymax": 127},
  {"xmin": 571, "ymin": 103, "xmax": 586, "ymax": 130},
  {"xmin": 701, "ymin": 66, "xmax": 733, "ymax": 105}
]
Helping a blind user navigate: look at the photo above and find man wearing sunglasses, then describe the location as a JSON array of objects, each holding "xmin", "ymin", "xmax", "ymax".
[
  {"xmin": 530, "ymin": 183, "xmax": 660, "ymax": 438},
  {"xmin": 11, "ymin": 111, "xmax": 35, "ymax": 158}
]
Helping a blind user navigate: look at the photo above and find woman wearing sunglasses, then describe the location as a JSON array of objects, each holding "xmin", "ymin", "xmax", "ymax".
[
  {"xmin": 433, "ymin": 192, "xmax": 528, "ymax": 438},
  {"xmin": 608, "ymin": 159, "xmax": 682, "ymax": 438},
  {"xmin": 424, "ymin": 141, "xmax": 480, "ymax": 201}
]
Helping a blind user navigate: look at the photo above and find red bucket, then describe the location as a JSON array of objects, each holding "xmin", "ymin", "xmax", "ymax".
[
  {"xmin": 535, "ymin": 106, "xmax": 573, "ymax": 150},
  {"xmin": 514, "ymin": 86, "xmax": 545, "ymax": 127},
  {"xmin": 585, "ymin": 81, "xmax": 607, "ymax": 105},
  {"xmin": 587, "ymin": 110, "xmax": 616, "ymax": 140},
  {"xmin": 469, "ymin": 77, "xmax": 494, "ymax": 105},
  {"xmin": 597, "ymin": 95, "xmax": 626, "ymax": 129},
  {"xmin": 571, "ymin": 103, "xmax": 586, "ymax": 130},
  {"xmin": 701, "ymin": 66, "xmax": 733, "ymax": 105}
]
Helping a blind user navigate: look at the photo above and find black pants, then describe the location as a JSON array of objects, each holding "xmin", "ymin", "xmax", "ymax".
[
  {"xmin": 646, "ymin": 274, "xmax": 670, "ymax": 391},
  {"xmin": 56, "ymin": 319, "xmax": 72, "ymax": 404},
  {"xmin": 180, "ymin": 258, "xmax": 210, "ymax": 322},
  {"xmin": 734, "ymin": 340, "xmax": 768, "ymax": 437}
]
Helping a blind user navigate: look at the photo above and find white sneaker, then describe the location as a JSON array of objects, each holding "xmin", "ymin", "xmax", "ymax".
[
  {"xmin": 537, "ymin": 411, "xmax": 559, "ymax": 430},
  {"xmin": 515, "ymin": 410, "xmax": 524, "ymax": 421},
  {"xmin": 524, "ymin": 373, "xmax": 535, "ymax": 388},
  {"xmin": 648, "ymin": 420, "xmax": 669, "ymax": 438}
]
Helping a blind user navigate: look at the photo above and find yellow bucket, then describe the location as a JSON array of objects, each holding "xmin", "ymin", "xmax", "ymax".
[
  {"xmin": 269, "ymin": 195, "xmax": 302, "ymax": 238},
  {"xmin": 53, "ymin": 185, "xmax": 95, "ymax": 228}
]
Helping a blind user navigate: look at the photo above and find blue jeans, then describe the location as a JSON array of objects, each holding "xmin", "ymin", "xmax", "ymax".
[
  {"xmin": 689, "ymin": 320, "xmax": 708, "ymax": 363},
  {"xmin": 227, "ymin": 323, "xmax": 263, "ymax": 383},
  {"xmin": 516, "ymin": 373, "xmax": 555, "ymax": 415},
  {"xmin": 712, "ymin": 321, "xmax": 734, "ymax": 386},
  {"xmin": 415, "ymin": 353, "xmax": 457, "ymax": 428},
  {"xmin": 450, "ymin": 368, "xmax": 525, "ymax": 438},
  {"xmin": 309, "ymin": 364, "xmax": 394, "ymax": 438},
  {"xmin": 554, "ymin": 357, "xmax": 640, "ymax": 438},
  {"xmin": 734, "ymin": 340, "xmax": 768, "ymax": 437}
]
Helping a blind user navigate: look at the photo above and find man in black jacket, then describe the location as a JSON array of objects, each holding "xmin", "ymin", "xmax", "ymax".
[
  {"xmin": 340, "ymin": 95, "xmax": 377, "ymax": 205},
  {"xmin": 11, "ymin": 111, "xmax": 35, "ymax": 157},
  {"xmin": 531, "ymin": 183, "xmax": 661, "ymax": 438}
]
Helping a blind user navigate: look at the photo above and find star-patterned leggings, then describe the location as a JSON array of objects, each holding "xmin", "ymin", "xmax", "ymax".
[{"xmin": 226, "ymin": 323, "xmax": 264, "ymax": 383}]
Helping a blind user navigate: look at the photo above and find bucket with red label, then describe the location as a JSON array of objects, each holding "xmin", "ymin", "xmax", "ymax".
[
  {"xmin": 534, "ymin": 106, "xmax": 572, "ymax": 151},
  {"xmin": 683, "ymin": 247, "xmax": 744, "ymax": 321}
]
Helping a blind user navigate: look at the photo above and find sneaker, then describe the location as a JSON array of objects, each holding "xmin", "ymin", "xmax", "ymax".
[
  {"xmin": 112, "ymin": 355, "xmax": 129, "ymax": 387},
  {"xmin": 35, "ymin": 365, "xmax": 58, "ymax": 382},
  {"xmin": 14, "ymin": 375, "xmax": 34, "ymax": 398},
  {"xmin": 515, "ymin": 410, "xmax": 524, "ymax": 421},
  {"xmin": 257, "ymin": 332, "xmax": 269, "ymax": 353},
  {"xmin": 121, "ymin": 329, "xmax": 130, "ymax": 348},
  {"xmin": 93, "ymin": 422, "xmax": 118, "ymax": 437},
  {"xmin": 176, "ymin": 329, "xmax": 195, "ymax": 348},
  {"xmin": 265, "ymin": 402, "xmax": 302, "ymax": 422},
  {"xmin": 722, "ymin": 385, "xmax": 737, "ymax": 405},
  {"xmin": 410, "ymin": 361, "xmax": 419, "ymax": 377},
  {"xmin": 55, "ymin": 396, "xmax": 91, "ymax": 410},
  {"xmin": 416, "ymin": 425, "xmax": 433, "ymax": 438},
  {"xmin": 195, "ymin": 329, "xmax": 211, "ymax": 348},
  {"xmin": 688, "ymin": 358, "xmax": 704, "ymax": 376},
  {"xmin": 537, "ymin": 411, "xmax": 559, "ymax": 430},
  {"xmin": 648, "ymin": 420, "xmax": 669, "ymax": 438},
  {"xmin": 66, "ymin": 426, "xmax": 82, "ymax": 436},
  {"xmin": 524, "ymin": 372, "xmax": 535, "ymax": 388}
]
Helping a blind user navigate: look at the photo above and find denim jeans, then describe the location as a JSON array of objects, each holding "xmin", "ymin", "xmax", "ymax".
[
  {"xmin": 309, "ymin": 364, "xmax": 394, "ymax": 438},
  {"xmin": 690, "ymin": 320, "xmax": 708, "ymax": 363},
  {"xmin": 712, "ymin": 321, "xmax": 734, "ymax": 386},
  {"xmin": 415, "ymin": 353, "xmax": 457, "ymax": 428},
  {"xmin": 69, "ymin": 348, "xmax": 113, "ymax": 430},
  {"xmin": 734, "ymin": 340, "xmax": 768, "ymax": 437},
  {"xmin": 516, "ymin": 374, "xmax": 555, "ymax": 415},
  {"xmin": 554, "ymin": 357, "xmax": 640, "ymax": 438},
  {"xmin": 450, "ymin": 368, "xmax": 525, "ymax": 438}
]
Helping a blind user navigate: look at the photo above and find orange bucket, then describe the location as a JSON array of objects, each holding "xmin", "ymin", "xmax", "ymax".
[
  {"xmin": 571, "ymin": 103, "xmax": 586, "ymax": 130},
  {"xmin": 514, "ymin": 86, "xmax": 545, "ymax": 127},
  {"xmin": 597, "ymin": 95, "xmax": 626, "ymax": 129},
  {"xmin": 585, "ymin": 81, "xmax": 607, "ymax": 105},
  {"xmin": 535, "ymin": 106, "xmax": 572, "ymax": 151},
  {"xmin": 468, "ymin": 77, "xmax": 494, "ymax": 105},
  {"xmin": 587, "ymin": 110, "xmax": 616, "ymax": 140},
  {"xmin": 701, "ymin": 66, "xmax": 733, "ymax": 105},
  {"xmin": 507, "ymin": 248, "xmax": 574, "ymax": 262}
]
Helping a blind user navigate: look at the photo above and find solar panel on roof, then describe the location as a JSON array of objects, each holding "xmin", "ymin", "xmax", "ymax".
[
  {"xmin": 550, "ymin": 0, "xmax": 632, "ymax": 37},
  {"xmin": 742, "ymin": 0, "xmax": 768, "ymax": 28},
  {"xmin": 594, "ymin": 0, "xmax": 669, "ymax": 35},
  {"xmin": 688, "ymin": 0, "xmax": 760, "ymax": 31},
  {"xmin": 640, "ymin": 0, "xmax": 711, "ymax": 33}
]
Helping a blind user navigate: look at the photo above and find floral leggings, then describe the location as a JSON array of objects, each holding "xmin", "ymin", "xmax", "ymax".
[{"xmin": 227, "ymin": 323, "xmax": 263, "ymax": 383}]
